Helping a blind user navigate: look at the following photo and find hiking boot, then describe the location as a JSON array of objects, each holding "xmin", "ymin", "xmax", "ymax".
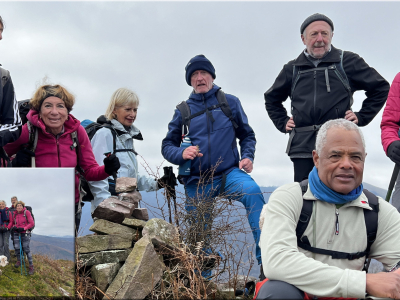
[
  {"xmin": 14, "ymin": 261, "xmax": 21, "ymax": 268},
  {"xmin": 28, "ymin": 265, "xmax": 34, "ymax": 275}
]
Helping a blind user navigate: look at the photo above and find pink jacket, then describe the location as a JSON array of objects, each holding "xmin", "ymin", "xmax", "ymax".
[
  {"xmin": 4, "ymin": 110, "xmax": 109, "ymax": 203},
  {"xmin": 8, "ymin": 207, "xmax": 34, "ymax": 233},
  {"xmin": 381, "ymin": 72, "xmax": 400, "ymax": 154}
]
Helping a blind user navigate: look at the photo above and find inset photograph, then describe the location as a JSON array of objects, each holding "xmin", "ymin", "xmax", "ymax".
[{"xmin": 0, "ymin": 168, "xmax": 74, "ymax": 297}]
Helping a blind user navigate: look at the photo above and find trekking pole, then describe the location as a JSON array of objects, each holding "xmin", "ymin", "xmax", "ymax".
[
  {"xmin": 385, "ymin": 164, "xmax": 400, "ymax": 202},
  {"xmin": 3, "ymin": 274, "xmax": 13, "ymax": 280},
  {"xmin": 19, "ymin": 234, "xmax": 27, "ymax": 276},
  {"xmin": 163, "ymin": 166, "xmax": 178, "ymax": 228}
]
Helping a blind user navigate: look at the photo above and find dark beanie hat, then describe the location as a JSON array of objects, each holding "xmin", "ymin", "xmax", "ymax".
[
  {"xmin": 185, "ymin": 54, "xmax": 216, "ymax": 86},
  {"xmin": 300, "ymin": 13, "xmax": 334, "ymax": 34}
]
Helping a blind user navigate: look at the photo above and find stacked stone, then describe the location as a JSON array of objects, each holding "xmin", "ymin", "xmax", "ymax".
[{"xmin": 76, "ymin": 177, "xmax": 180, "ymax": 300}]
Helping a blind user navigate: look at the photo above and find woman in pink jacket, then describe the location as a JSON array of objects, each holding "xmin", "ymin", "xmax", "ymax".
[
  {"xmin": 381, "ymin": 72, "xmax": 400, "ymax": 212},
  {"xmin": 3, "ymin": 84, "xmax": 121, "ymax": 230},
  {"xmin": 8, "ymin": 201, "xmax": 35, "ymax": 275}
]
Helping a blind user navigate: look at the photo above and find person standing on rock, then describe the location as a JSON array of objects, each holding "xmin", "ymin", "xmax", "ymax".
[
  {"xmin": 88, "ymin": 88, "xmax": 168, "ymax": 217},
  {"xmin": 264, "ymin": 13, "xmax": 389, "ymax": 182},
  {"xmin": 0, "ymin": 15, "xmax": 22, "ymax": 153},
  {"xmin": 381, "ymin": 72, "xmax": 400, "ymax": 213},
  {"xmin": 8, "ymin": 201, "xmax": 35, "ymax": 275},
  {"xmin": 162, "ymin": 54, "xmax": 265, "ymax": 278}
]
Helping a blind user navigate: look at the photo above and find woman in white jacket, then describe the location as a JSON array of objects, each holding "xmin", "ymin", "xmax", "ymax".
[{"xmin": 88, "ymin": 88, "xmax": 161, "ymax": 215}]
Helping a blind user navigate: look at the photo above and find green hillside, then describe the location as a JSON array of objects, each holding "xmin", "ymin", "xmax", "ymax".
[{"xmin": 0, "ymin": 251, "xmax": 74, "ymax": 297}]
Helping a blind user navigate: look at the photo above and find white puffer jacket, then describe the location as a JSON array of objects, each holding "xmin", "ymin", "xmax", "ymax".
[{"xmin": 88, "ymin": 119, "xmax": 158, "ymax": 214}]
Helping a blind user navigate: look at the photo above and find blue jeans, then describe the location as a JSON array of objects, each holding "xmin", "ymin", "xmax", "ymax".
[
  {"xmin": 13, "ymin": 232, "xmax": 33, "ymax": 266},
  {"xmin": 185, "ymin": 168, "xmax": 265, "ymax": 265}
]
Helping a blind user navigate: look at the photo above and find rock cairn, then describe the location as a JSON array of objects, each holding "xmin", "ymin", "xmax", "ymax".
[{"xmin": 76, "ymin": 177, "xmax": 180, "ymax": 299}]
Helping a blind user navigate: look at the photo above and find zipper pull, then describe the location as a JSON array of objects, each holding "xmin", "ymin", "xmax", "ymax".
[
  {"xmin": 335, "ymin": 209, "xmax": 339, "ymax": 235},
  {"xmin": 314, "ymin": 70, "xmax": 316, "ymax": 79}
]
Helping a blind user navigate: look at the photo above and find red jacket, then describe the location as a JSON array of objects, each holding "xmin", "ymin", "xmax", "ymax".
[
  {"xmin": 4, "ymin": 110, "xmax": 109, "ymax": 203},
  {"xmin": 381, "ymin": 72, "xmax": 400, "ymax": 154},
  {"xmin": 8, "ymin": 207, "xmax": 34, "ymax": 233}
]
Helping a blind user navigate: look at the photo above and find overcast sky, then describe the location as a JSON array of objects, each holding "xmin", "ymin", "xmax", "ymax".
[
  {"xmin": 0, "ymin": 168, "xmax": 74, "ymax": 237},
  {"xmin": 1, "ymin": 1, "xmax": 400, "ymax": 192}
]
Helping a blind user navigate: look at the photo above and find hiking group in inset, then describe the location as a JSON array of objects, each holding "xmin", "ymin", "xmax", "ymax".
[
  {"xmin": 0, "ymin": 12, "xmax": 400, "ymax": 299},
  {"xmin": 0, "ymin": 196, "xmax": 35, "ymax": 276}
]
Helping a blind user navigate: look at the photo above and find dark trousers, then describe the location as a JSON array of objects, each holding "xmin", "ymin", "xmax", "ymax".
[
  {"xmin": 75, "ymin": 203, "xmax": 82, "ymax": 235},
  {"xmin": 13, "ymin": 232, "xmax": 33, "ymax": 266},
  {"xmin": 255, "ymin": 280, "xmax": 304, "ymax": 299},
  {"xmin": 291, "ymin": 158, "xmax": 314, "ymax": 182}
]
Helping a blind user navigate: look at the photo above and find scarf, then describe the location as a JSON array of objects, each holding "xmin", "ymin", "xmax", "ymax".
[
  {"xmin": 308, "ymin": 166, "xmax": 363, "ymax": 205},
  {"xmin": 0, "ymin": 208, "xmax": 9, "ymax": 225}
]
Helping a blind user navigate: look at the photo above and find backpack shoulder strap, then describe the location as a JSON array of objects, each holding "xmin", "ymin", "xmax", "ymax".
[
  {"xmin": 362, "ymin": 189, "xmax": 379, "ymax": 256},
  {"xmin": 102, "ymin": 124, "xmax": 117, "ymax": 153},
  {"xmin": 26, "ymin": 121, "xmax": 39, "ymax": 167},
  {"xmin": 216, "ymin": 89, "xmax": 238, "ymax": 129},
  {"xmin": 176, "ymin": 101, "xmax": 191, "ymax": 136},
  {"xmin": 27, "ymin": 121, "xmax": 39, "ymax": 152},
  {"xmin": 291, "ymin": 65, "xmax": 300, "ymax": 99},
  {"xmin": 0, "ymin": 66, "xmax": 10, "ymax": 90},
  {"xmin": 71, "ymin": 130, "xmax": 84, "ymax": 174},
  {"xmin": 335, "ymin": 49, "xmax": 353, "ymax": 107},
  {"xmin": 296, "ymin": 179, "xmax": 313, "ymax": 240}
]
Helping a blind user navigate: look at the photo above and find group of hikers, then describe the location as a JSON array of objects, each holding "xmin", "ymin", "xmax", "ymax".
[
  {"xmin": 0, "ymin": 196, "xmax": 35, "ymax": 275},
  {"xmin": 1, "ymin": 12, "xmax": 400, "ymax": 298}
]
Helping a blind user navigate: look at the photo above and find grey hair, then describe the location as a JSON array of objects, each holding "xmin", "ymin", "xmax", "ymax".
[
  {"xmin": 0, "ymin": 200, "xmax": 6, "ymax": 206},
  {"xmin": 11, "ymin": 196, "xmax": 17, "ymax": 200},
  {"xmin": 315, "ymin": 119, "xmax": 365, "ymax": 155}
]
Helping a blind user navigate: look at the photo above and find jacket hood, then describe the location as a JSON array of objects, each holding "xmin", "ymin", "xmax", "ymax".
[
  {"xmin": 110, "ymin": 119, "xmax": 143, "ymax": 140},
  {"xmin": 293, "ymin": 45, "xmax": 341, "ymax": 66},
  {"xmin": 188, "ymin": 84, "xmax": 220, "ymax": 101},
  {"xmin": 27, "ymin": 109, "xmax": 81, "ymax": 135}
]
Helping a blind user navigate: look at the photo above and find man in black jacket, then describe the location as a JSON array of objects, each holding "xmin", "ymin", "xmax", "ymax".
[
  {"xmin": 0, "ymin": 15, "xmax": 21, "ymax": 151},
  {"xmin": 264, "ymin": 13, "xmax": 390, "ymax": 182}
]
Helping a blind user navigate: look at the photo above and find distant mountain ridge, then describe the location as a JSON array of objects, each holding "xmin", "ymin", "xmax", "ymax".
[
  {"xmin": 31, "ymin": 234, "xmax": 74, "ymax": 261},
  {"xmin": 9, "ymin": 233, "xmax": 74, "ymax": 261},
  {"xmin": 79, "ymin": 181, "xmax": 388, "ymax": 236}
]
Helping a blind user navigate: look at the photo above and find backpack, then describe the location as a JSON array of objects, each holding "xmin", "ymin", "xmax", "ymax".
[
  {"xmin": 0, "ymin": 67, "xmax": 13, "ymax": 167},
  {"xmin": 17, "ymin": 99, "xmax": 31, "ymax": 125},
  {"xmin": 291, "ymin": 49, "xmax": 354, "ymax": 107},
  {"xmin": 13, "ymin": 206, "xmax": 35, "ymax": 233},
  {"xmin": 176, "ymin": 89, "xmax": 238, "ymax": 137},
  {"xmin": 79, "ymin": 115, "xmax": 139, "ymax": 201},
  {"xmin": 297, "ymin": 179, "xmax": 378, "ymax": 271}
]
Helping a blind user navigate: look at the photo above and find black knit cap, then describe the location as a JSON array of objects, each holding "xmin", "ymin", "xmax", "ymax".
[
  {"xmin": 300, "ymin": 13, "xmax": 334, "ymax": 34},
  {"xmin": 185, "ymin": 54, "xmax": 216, "ymax": 86}
]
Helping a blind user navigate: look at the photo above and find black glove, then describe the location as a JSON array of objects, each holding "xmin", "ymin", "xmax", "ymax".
[
  {"xmin": 12, "ymin": 148, "xmax": 35, "ymax": 167},
  {"xmin": 11, "ymin": 226, "xmax": 17, "ymax": 232},
  {"xmin": 103, "ymin": 154, "xmax": 120, "ymax": 176},
  {"xmin": 17, "ymin": 227, "xmax": 25, "ymax": 233},
  {"xmin": 0, "ymin": 227, "xmax": 4, "ymax": 233},
  {"xmin": 388, "ymin": 140, "xmax": 400, "ymax": 165},
  {"xmin": 157, "ymin": 174, "xmax": 170, "ymax": 189}
]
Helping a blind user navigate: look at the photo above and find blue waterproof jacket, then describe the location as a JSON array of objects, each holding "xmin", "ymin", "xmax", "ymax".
[{"xmin": 162, "ymin": 85, "xmax": 256, "ymax": 185}]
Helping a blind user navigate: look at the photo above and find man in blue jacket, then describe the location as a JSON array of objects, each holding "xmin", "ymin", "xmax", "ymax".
[{"xmin": 162, "ymin": 54, "xmax": 265, "ymax": 278}]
